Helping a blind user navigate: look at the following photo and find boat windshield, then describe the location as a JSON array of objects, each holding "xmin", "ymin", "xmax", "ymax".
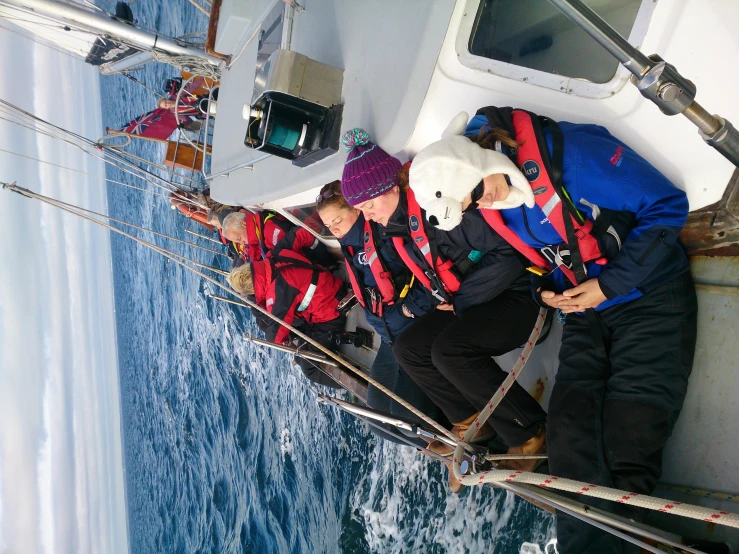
[
  {"xmin": 285, "ymin": 204, "xmax": 333, "ymax": 239},
  {"xmin": 469, "ymin": 0, "xmax": 643, "ymax": 84}
]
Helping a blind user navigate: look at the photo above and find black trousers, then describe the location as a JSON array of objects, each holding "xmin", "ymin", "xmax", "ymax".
[
  {"xmin": 549, "ymin": 272, "xmax": 698, "ymax": 554},
  {"xmin": 294, "ymin": 318, "xmax": 346, "ymax": 389},
  {"xmin": 366, "ymin": 341, "xmax": 442, "ymax": 448},
  {"xmin": 393, "ymin": 290, "xmax": 547, "ymax": 447}
]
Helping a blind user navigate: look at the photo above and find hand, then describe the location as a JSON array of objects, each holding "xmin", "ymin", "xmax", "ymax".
[
  {"xmin": 401, "ymin": 303, "xmax": 415, "ymax": 319},
  {"xmin": 539, "ymin": 289, "xmax": 572, "ymax": 310},
  {"xmin": 436, "ymin": 302, "xmax": 455, "ymax": 312},
  {"xmin": 558, "ymin": 279, "xmax": 607, "ymax": 313}
]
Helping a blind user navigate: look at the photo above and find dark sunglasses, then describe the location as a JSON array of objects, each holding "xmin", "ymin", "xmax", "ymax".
[
  {"xmin": 316, "ymin": 190, "xmax": 337, "ymax": 204},
  {"xmin": 464, "ymin": 181, "xmax": 485, "ymax": 212}
]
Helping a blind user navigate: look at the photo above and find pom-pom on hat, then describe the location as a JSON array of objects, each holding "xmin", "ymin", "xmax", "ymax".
[
  {"xmin": 340, "ymin": 128, "xmax": 403, "ymax": 207},
  {"xmin": 409, "ymin": 112, "xmax": 534, "ymax": 231}
]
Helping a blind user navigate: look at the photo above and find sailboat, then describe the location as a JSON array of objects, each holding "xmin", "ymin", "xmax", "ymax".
[{"xmin": 2, "ymin": 0, "xmax": 738, "ymax": 551}]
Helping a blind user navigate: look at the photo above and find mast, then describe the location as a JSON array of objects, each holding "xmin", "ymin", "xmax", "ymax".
[{"xmin": 1, "ymin": 0, "xmax": 223, "ymax": 68}]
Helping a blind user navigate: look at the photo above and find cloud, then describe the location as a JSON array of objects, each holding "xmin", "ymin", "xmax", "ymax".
[{"xmin": 0, "ymin": 26, "xmax": 128, "ymax": 554}]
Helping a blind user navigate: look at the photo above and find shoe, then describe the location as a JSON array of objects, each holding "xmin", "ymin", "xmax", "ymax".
[
  {"xmin": 426, "ymin": 412, "xmax": 495, "ymax": 456},
  {"xmin": 443, "ymin": 460, "xmax": 464, "ymax": 494},
  {"xmin": 419, "ymin": 446, "xmax": 464, "ymax": 493},
  {"xmin": 499, "ymin": 427, "xmax": 546, "ymax": 472}
]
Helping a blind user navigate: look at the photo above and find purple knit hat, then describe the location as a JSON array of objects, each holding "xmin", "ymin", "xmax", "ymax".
[{"xmin": 340, "ymin": 128, "xmax": 403, "ymax": 206}]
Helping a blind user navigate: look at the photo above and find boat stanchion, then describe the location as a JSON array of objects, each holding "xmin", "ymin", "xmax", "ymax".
[{"xmin": 548, "ymin": 0, "xmax": 739, "ymax": 168}]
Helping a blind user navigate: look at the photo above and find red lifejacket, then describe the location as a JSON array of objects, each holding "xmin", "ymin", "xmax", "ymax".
[
  {"xmin": 392, "ymin": 188, "xmax": 461, "ymax": 302},
  {"xmin": 343, "ymin": 218, "xmax": 398, "ymax": 316},
  {"xmin": 479, "ymin": 109, "xmax": 606, "ymax": 285},
  {"xmin": 242, "ymin": 211, "xmax": 293, "ymax": 262}
]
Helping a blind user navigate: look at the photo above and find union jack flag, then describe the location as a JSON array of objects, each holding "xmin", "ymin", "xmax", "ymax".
[{"xmin": 116, "ymin": 108, "xmax": 178, "ymax": 139}]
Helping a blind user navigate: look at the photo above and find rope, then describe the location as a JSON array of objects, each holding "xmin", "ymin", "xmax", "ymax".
[
  {"xmin": 0, "ymin": 146, "xmax": 176, "ymax": 202},
  {"xmin": 448, "ymin": 309, "xmax": 739, "ymax": 529},
  {"xmin": 122, "ymin": 73, "xmax": 166, "ymax": 99},
  {"xmin": 0, "ymin": 100, "xmax": 199, "ymax": 195},
  {"xmin": 37, "ymin": 192, "xmax": 229, "ymax": 259},
  {"xmin": 2, "ymin": 183, "xmax": 468, "ymax": 451},
  {"xmin": 150, "ymin": 50, "xmax": 220, "ymax": 80}
]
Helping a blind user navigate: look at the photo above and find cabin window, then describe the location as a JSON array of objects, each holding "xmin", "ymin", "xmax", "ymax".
[
  {"xmin": 462, "ymin": 0, "xmax": 653, "ymax": 96},
  {"xmin": 285, "ymin": 204, "xmax": 333, "ymax": 239}
]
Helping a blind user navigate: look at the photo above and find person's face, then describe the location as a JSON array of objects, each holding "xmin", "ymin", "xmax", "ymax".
[
  {"xmin": 461, "ymin": 174, "xmax": 510, "ymax": 211},
  {"xmin": 354, "ymin": 186, "xmax": 400, "ymax": 226},
  {"xmin": 160, "ymin": 99, "xmax": 176, "ymax": 110},
  {"xmin": 318, "ymin": 205, "xmax": 360, "ymax": 239},
  {"xmin": 223, "ymin": 220, "xmax": 248, "ymax": 244}
]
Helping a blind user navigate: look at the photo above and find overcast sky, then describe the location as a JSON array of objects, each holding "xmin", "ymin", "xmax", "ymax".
[{"xmin": 0, "ymin": 24, "xmax": 129, "ymax": 554}]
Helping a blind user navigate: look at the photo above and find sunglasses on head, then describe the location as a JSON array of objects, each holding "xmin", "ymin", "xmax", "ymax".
[
  {"xmin": 464, "ymin": 181, "xmax": 485, "ymax": 212},
  {"xmin": 316, "ymin": 190, "xmax": 337, "ymax": 204}
]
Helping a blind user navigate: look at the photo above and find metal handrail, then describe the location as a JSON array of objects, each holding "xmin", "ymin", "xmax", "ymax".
[{"xmin": 548, "ymin": 0, "xmax": 739, "ymax": 168}]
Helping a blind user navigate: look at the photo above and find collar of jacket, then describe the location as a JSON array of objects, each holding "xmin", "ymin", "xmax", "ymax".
[
  {"xmin": 380, "ymin": 190, "xmax": 410, "ymax": 239},
  {"xmin": 339, "ymin": 213, "xmax": 365, "ymax": 248}
]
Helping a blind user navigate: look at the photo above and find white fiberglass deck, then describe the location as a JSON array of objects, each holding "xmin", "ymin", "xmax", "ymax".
[{"xmin": 209, "ymin": 0, "xmax": 456, "ymax": 207}]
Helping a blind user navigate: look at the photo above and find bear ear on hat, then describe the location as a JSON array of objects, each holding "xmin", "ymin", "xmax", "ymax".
[{"xmin": 441, "ymin": 112, "xmax": 470, "ymax": 139}]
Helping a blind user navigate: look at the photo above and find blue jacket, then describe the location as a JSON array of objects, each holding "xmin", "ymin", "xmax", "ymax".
[
  {"xmin": 466, "ymin": 114, "xmax": 690, "ymax": 311},
  {"xmin": 340, "ymin": 214, "xmax": 435, "ymax": 343}
]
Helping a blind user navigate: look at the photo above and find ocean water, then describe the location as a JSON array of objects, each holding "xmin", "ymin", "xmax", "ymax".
[{"xmin": 102, "ymin": 2, "xmax": 555, "ymax": 553}]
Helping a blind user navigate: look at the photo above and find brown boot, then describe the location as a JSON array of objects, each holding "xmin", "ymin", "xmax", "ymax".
[
  {"xmin": 419, "ymin": 446, "xmax": 464, "ymax": 493},
  {"xmin": 443, "ymin": 460, "xmax": 465, "ymax": 494},
  {"xmin": 500, "ymin": 427, "xmax": 546, "ymax": 472},
  {"xmin": 426, "ymin": 412, "xmax": 494, "ymax": 456}
]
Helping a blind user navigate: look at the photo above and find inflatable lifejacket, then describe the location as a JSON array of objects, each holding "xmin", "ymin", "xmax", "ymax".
[
  {"xmin": 476, "ymin": 107, "xmax": 608, "ymax": 285},
  {"xmin": 247, "ymin": 211, "xmax": 293, "ymax": 260},
  {"xmin": 169, "ymin": 191, "xmax": 216, "ymax": 232},
  {"xmin": 392, "ymin": 188, "xmax": 461, "ymax": 303},
  {"xmin": 342, "ymin": 219, "xmax": 406, "ymax": 316}
]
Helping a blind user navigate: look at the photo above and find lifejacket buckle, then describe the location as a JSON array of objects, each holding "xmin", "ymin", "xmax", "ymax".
[{"xmin": 541, "ymin": 245, "xmax": 580, "ymax": 273}]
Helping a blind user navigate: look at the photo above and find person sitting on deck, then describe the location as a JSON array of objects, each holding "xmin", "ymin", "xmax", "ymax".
[
  {"xmin": 316, "ymin": 180, "xmax": 445, "ymax": 453},
  {"xmin": 221, "ymin": 209, "xmax": 334, "ymax": 267},
  {"xmin": 408, "ymin": 108, "xmax": 697, "ymax": 554},
  {"xmin": 227, "ymin": 244, "xmax": 347, "ymax": 390},
  {"xmin": 339, "ymin": 128, "xmax": 548, "ymax": 488}
]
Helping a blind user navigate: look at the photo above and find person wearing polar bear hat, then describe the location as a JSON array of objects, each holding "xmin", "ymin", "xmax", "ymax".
[
  {"xmin": 410, "ymin": 107, "xmax": 697, "ymax": 554},
  {"xmin": 340, "ymin": 127, "xmax": 548, "ymax": 480}
]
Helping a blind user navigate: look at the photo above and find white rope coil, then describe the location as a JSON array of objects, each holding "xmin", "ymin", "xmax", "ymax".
[{"xmin": 150, "ymin": 50, "xmax": 220, "ymax": 81}]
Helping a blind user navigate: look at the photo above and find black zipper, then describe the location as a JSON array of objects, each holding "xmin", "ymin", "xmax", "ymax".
[
  {"xmin": 637, "ymin": 230, "xmax": 668, "ymax": 265},
  {"xmin": 520, "ymin": 206, "xmax": 549, "ymax": 245}
]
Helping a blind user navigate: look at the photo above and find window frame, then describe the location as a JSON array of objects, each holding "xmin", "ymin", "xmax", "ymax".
[{"xmin": 455, "ymin": 0, "xmax": 658, "ymax": 99}]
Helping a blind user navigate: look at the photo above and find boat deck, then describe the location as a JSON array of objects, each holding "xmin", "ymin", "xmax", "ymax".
[{"xmin": 209, "ymin": 0, "xmax": 455, "ymax": 207}]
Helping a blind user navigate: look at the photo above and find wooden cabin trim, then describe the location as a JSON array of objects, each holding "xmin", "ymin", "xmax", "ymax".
[
  {"xmin": 681, "ymin": 170, "xmax": 739, "ymax": 257},
  {"xmin": 205, "ymin": 0, "xmax": 232, "ymax": 64}
]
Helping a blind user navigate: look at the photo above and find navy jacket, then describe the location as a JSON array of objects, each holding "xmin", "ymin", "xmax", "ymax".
[
  {"xmin": 466, "ymin": 114, "xmax": 690, "ymax": 311},
  {"xmin": 340, "ymin": 214, "xmax": 434, "ymax": 344},
  {"xmin": 381, "ymin": 191, "xmax": 530, "ymax": 315}
]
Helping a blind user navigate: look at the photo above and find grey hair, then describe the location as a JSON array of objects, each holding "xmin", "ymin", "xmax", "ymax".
[{"xmin": 221, "ymin": 211, "xmax": 246, "ymax": 240}]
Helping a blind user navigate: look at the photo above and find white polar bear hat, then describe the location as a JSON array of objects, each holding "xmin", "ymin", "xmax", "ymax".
[{"xmin": 409, "ymin": 112, "xmax": 535, "ymax": 231}]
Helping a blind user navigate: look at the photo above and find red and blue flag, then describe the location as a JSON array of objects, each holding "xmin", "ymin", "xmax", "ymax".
[{"xmin": 116, "ymin": 108, "xmax": 178, "ymax": 139}]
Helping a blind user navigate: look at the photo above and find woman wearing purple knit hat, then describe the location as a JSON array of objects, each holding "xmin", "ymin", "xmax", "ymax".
[{"xmin": 340, "ymin": 128, "xmax": 548, "ymax": 473}]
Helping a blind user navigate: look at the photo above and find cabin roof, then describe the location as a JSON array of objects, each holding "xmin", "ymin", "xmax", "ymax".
[{"xmin": 209, "ymin": 0, "xmax": 455, "ymax": 207}]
